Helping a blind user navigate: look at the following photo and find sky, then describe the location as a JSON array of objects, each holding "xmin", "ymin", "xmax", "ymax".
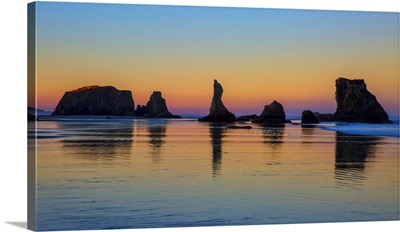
[{"xmin": 31, "ymin": 2, "xmax": 399, "ymax": 116}]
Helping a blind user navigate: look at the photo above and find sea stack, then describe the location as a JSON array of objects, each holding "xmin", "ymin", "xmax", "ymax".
[
  {"xmin": 142, "ymin": 91, "xmax": 181, "ymax": 118},
  {"xmin": 237, "ymin": 114, "xmax": 258, "ymax": 121},
  {"xmin": 252, "ymin": 100, "xmax": 286, "ymax": 126},
  {"xmin": 301, "ymin": 110, "xmax": 319, "ymax": 124},
  {"xmin": 334, "ymin": 77, "xmax": 391, "ymax": 123},
  {"xmin": 198, "ymin": 80, "xmax": 236, "ymax": 122},
  {"xmin": 52, "ymin": 85, "xmax": 135, "ymax": 116},
  {"xmin": 135, "ymin": 105, "xmax": 148, "ymax": 117},
  {"xmin": 313, "ymin": 112, "xmax": 334, "ymax": 122},
  {"xmin": 28, "ymin": 113, "xmax": 37, "ymax": 121}
]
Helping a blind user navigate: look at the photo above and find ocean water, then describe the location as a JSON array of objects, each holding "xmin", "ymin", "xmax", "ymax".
[
  {"xmin": 29, "ymin": 117, "xmax": 399, "ymax": 231},
  {"xmin": 319, "ymin": 121, "xmax": 399, "ymax": 138}
]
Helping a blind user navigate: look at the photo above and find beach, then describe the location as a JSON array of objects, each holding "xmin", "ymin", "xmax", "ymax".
[{"xmin": 28, "ymin": 117, "xmax": 399, "ymax": 230}]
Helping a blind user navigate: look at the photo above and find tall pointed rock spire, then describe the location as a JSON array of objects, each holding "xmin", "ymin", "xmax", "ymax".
[{"xmin": 198, "ymin": 80, "xmax": 236, "ymax": 122}]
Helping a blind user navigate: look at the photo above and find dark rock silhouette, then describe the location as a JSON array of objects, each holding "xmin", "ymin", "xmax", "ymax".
[
  {"xmin": 198, "ymin": 80, "xmax": 236, "ymax": 122},
  {"xmin": 313, "ymin": 112, "xmax": 334, "ymax": 122},
  {"xmin": 252, "ymin": 100, "xmax": 286, "ymax": 126},
  {"xmin": 301, "ymin": 110, "xmax": 319, "ymax": 124},
  {"xmin": 334, "ymin": 78, "xmax": 391, "ymax": 123},
  {"xmin": 52, "ymin": 85, "xmax": 135, "ymax": 116},
  {"xmin": 226, "ymin": 125, "xmax": 252, "ymax": 129},
  {"xmin": 142, "ymin": 91, "xmax": 181, "ymax": 118},
  {"xmin": 28, "ymin": 113, "xmax": 37, "ymax": 121},
  {"xmin": 135, "ymin": 105, "xmax": 149, "ymax": 117},
  {"xmin": 237, "ymin": 114, "xmax": 258, "ymax": 121},
  {"xmin": 261, "ymin": 119, "xmax": 286, "ymax": 127}
]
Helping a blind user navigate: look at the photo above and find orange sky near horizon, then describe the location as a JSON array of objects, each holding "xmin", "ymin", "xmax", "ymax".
[{"xmin": 32, "ymin": 3, "xmax": 399, "ymax": 116}]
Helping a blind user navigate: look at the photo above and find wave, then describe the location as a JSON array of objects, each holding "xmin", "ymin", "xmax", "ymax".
[{"xmin": 318, "ymin": 121, "xmax": 399, "ymax": 138}]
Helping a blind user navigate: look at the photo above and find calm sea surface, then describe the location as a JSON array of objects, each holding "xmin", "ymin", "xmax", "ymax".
[{"xmin": 28, "ymin": 117, "xmax": 399, "ymax": 231}]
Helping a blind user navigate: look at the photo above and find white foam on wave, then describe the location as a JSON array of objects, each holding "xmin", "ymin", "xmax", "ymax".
[{"xmin": 318, "ymin": 121, "xmax": 399, "ymax": 138}]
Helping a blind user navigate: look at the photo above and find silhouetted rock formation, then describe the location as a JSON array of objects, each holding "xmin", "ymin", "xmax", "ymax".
[
  {"xmin": 135, "ymin": 105, "xmax": 149, "ymax": 117},
  {"xmin": 252, "ymin": 100, "xmax": 286, "ymax": 126},
  {"xmin": 52, "ymin": 85, "xmax": 135, "ymax": 116},
  {"xmin": 226, "ymin": 125, "xmax": 252, "ymax": 129},
  {"xmin": 142, "ymin": 91, "xmax": 181, "ymax": 118},
  {"xmin": 333, "ymin": 78, "xmax": 391, "ymax": 123},
  {"xmin": 301, "ymin": 110, "xmax": 319, "ymax": 124},
  {"xmin": 28, "ymin": 113, "xmax": 37, "ymax": 121},
  {"xmin": 237, "ymin": 114, "xmax": 258, "ymax": 121},
  {"xmin": 313, "ymin": 112, "xmax": 334, "ymax": 122},
  {"xmin": 198, "ymin": 80, "xmax": 236, "ymax": 122}
]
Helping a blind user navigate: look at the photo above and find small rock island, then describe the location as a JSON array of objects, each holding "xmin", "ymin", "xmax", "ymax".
[
  {"xmin": 141, "ymin": 91, "xmax": 181, "ymax": 118},
  {"xmin": 52, "ymin": 85, "xmax": 135, "ymax": 116},
  {"xmin": 198, "ymin": 80, "xmax": 236, "ymax": 122},
  {"xmin": 252, "ymin": 100, "xmax": 287, "ymax": 126},
  {"xmin": 333, "ymin": 77, "xmax": 391, "ymax": 123},
  {"xmin": 301, "ymin": 110, "xmax": 319, "ymax": 124}
]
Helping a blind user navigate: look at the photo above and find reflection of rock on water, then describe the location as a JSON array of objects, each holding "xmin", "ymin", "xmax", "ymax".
[
  {"xmin": 261, "ymin": 127, "xmax": 285, "ymax": 161},
  {"xmin": 335, "ymin": 132, "xmax": 378, "ymax": 168},
  {"xmin": 209, "ymin": 124, "xmax": 226, "ymax": 178},
  {"xmin": 262, "ymin": 127, "xmax": 285, "ymax": 146},
  {"xmin": 301, "ymin": 125, "xmax": 316, "ymax": 136},
  {"xmin": 147, "ymin": 123, "xmax": 167, "ymax": 163},
  {"xmin": 148, "ymin": 126, "xmax": 166, "ymax": 148},
  {"xmin": 301, "ymin": 125, "xmax": 316, "ymax": 145},
  {"xmin": 60, "ymin": 121, "xmax": 134, "ymax": 162},
  {"xmin": 334, "ymin": 132, "xmax": 379, "ymax": 186}
]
